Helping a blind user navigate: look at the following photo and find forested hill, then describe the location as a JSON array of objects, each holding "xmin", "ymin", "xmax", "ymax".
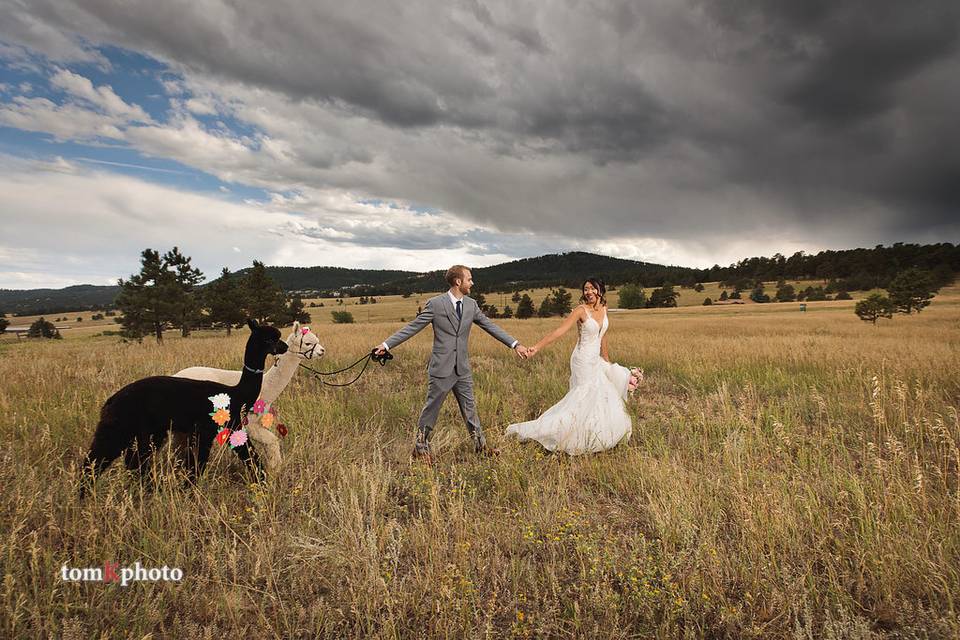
[
  {"xmin": 365, "ymin": 252, "xmax": 699, "ymax": 295},
  {"xmin": 1, "ymin": 243, "xmax": 957, "ymax": 315},
  {"xmin": 704, "ymin": 242, "xmax": 959, "ymax": 290},
  {"xmin": 0, "ymin": 284, "xmax": 120, "ymax": 316},
  {"xmin": 230, "ymin": 265, "xmax": 418, "ymax": 291}
]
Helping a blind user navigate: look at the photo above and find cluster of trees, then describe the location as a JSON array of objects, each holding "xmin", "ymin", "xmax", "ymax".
[
  {"xmin": 703, "ymin": 279, "xmax": 857, "ymax": 306},
  {"xmin": 467, "ymin": 289, "xmax": 574, "ymax": 320},
  {"xmin": 0, "ymin": 315, "xmax": 65, "ymax": 339},
  {"xmin": 707, "ymin": 243, "xmax": 958, "ymax": 290},
  {"xmin": 854, "ymin": 268, "xmax": 942, "ymax": 324},
  {"xmin": 618, "ymin": 283, "xmax": 679, "ymax": 309},
  {"xmin": 24, "ymin": 317, "xmax": 62, "ymax": 339},
  {"xmin": 115, "ymin": 249, "xmax": 310, "ymax": 343}
]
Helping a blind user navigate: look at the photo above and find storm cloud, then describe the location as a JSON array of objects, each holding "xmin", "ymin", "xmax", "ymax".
[{"xmin": 0, "ymin": 0, "xmax": 957, "ymax": 287}]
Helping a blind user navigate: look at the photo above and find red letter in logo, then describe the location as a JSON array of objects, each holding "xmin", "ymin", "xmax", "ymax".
[{"xmin": 103, "ymin": 561, "xmax": 119, "ymax": 583}]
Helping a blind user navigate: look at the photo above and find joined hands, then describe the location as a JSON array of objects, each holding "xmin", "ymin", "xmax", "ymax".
[{"xmin": 515, "ymin": 344, "xmax": 539, "ymax": 360}]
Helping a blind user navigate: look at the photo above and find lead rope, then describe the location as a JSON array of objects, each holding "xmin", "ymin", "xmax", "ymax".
[{"xmin": 298, "ymin": 349, "xmax": 393, "ymax": 387}]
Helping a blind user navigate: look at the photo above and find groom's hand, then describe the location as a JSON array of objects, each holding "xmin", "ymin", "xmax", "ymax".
[
  {"xmin": 514, "ymin": 344, "xmax": 529, "ymax": 359},
  {"xmin": 374, "ymin": 344, "xmax": 388, "ymax": 357}
]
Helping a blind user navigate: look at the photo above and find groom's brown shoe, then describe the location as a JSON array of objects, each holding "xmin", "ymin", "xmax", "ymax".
[
  {"xmin": 411, "ymin": 442, "xmax": 434, "ymax": 466},
  {"xmin": 476, "ymin": 445, "xmax": 500, "ymax": 458},
  {"xmin": 473, "ymin": 436, "xmax": 500, "ymax": 458}
]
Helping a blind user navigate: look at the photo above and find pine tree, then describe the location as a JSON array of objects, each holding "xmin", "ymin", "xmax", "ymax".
[
  {"xmin": 887, "ymin": 268, "xmax": 938, "ymax": 314},
  {"xmin": 775, "ymin": 283, "xmax": 796, "ymax": 302},
  {"xmin": 244, "ymin": 261, "xmax": 288, "ymax": 323},
  {"xmin": 617, "ymin": 283, "xmax": 646, "ymax": 309},
  {"xmin": 719, "ymin": 290, "xmax": 728, "ymax": 301},
  {"xmin": 537, "ymin": 296, "xmax": 554, "ymax": 317},
  {"xmin": 115, "ymin": 249, "xmax": 179, "ymax": 343},
  {"xmin": 0, "ymin": 317, "xmax": 8, "ymax": 334},
  {"xmin": 285, "ymin": 295, "xmax": 311, "ymax": 324},
  {"xmin": 163, "ymin": 246, "xmax": 204, "ymax": 337},
  {"xmin": 647, "ymin": 284, "xmax": 679, "ymax": 308},
  {"xmin": 28, "ymin": 317, "xmax": 61, "ymax": 339},
  {"xmin": 551, "ymin": 288, "xmax": 573, "ymax": 316},
  {"xmin": 749, "ymin": 283, "xmax": 770, "ymax": 303},
  {"xmin": 205, "ymin": 267, "xmax": 247, "ymax": 335},
  {"xmin": 502, "ymin": 305, "xmax": 513, "ymax": 318},
  {"xmin": 855, "ymin": 293, "xmax": 895, "ymax": 325},
  {"xmin": 516, "ymin": 294, "xmax": 535, "ymax": 319}
]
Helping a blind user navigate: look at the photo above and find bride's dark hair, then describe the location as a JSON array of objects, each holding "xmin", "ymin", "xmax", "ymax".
[{"xmin": 580, "ymin": 277, "xmax": 607, "ymax": 307}]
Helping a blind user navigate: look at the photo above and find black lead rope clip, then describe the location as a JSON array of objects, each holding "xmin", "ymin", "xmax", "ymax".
[{"xmin": 371, "ymin": 348, "xmax": 394, "ymax": 366}]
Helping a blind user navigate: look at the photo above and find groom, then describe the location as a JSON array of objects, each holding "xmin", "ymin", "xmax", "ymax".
[{"xmin": 375, "ymin": 265, "xmax": 530, "ymax": 461}]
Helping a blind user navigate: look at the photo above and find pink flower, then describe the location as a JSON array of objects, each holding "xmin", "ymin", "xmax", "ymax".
[
  {"xmin": 229, "ymin": 429, "xmax": 248, "ymax": 448},
  {"xmin": 252, "ymin": 399, "xmax": 266, "ymax": 414},
  {"xmin": 301, "ymin": 327, "xmax": 310, "ymax": 335}
]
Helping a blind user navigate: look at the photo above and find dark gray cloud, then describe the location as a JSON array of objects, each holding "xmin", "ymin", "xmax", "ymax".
[{"xmin": 1, "ymin": 0, "xmax": 958, "ymax": 259}]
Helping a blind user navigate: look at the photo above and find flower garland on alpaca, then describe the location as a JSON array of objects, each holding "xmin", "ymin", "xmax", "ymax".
[
  {"xmin": 208, "ymin": 393, "xmax": 289, "ymax": 448},
  {"xmin": 244, "ymin": 398, "xmax": 288, "ymax": 438},
  {"xmin": 208, "ymin": 394, "xmax": 249, "ymax": 447}
]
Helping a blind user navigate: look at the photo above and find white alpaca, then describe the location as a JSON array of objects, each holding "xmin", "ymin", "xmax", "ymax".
[{"xmin": 175, "ymin": 321, "xmax": 324, "ymax": 472}]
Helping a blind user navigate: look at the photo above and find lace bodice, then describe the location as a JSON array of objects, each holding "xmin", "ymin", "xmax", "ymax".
[{"xmin": 575, "ymin": 307, "xmax": 608, "ymax": 352}]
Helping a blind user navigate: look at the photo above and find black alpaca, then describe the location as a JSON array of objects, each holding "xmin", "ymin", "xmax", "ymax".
[{"xmin": 80, "ymin": 319, "xmax": 288, "ymax": 496}]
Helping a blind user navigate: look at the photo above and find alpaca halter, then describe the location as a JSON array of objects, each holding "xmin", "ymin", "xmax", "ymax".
[
  {"xmin": 244, "ymin": 364, "xmax": 265, "ymax": 373},
  {"xmin": 291, "ymin": 327, "xmax": 318, "ymax": 359}
]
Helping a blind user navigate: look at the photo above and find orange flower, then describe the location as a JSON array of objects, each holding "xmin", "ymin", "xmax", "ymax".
[
  {"xmin": 260, "ymin": 412, "xmax": 275, "ymax": 428},
  {"xmin": 211, "ymin": 408, "xmax": 231, "ymax": 426}
]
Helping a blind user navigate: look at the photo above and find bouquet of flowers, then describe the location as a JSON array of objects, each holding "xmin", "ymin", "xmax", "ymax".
[{"xmin": 627, "ymin": 367, "xmax": 644, "ymax": 395}]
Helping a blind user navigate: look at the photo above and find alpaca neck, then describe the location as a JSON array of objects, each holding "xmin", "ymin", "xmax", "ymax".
[
  {"xmin": 234, "ymin": 338, "xmax": 269, "ymax": 398},
  {"xmin": 260, "ymin": 352, "xmax": 300, "ymax": 404}
]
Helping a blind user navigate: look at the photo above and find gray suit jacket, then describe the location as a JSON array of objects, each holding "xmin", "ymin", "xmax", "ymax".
[{"xmin": 384, "ymin": 294, "xmax": 517, "ymax": 377}]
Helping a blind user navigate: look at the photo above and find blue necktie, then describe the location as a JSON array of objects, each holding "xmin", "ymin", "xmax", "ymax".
[{"xmin": 456, "ymin": 299, "xmax": 462, "ymax": 321}]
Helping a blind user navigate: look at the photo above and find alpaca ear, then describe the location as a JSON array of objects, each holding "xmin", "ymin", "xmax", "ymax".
[
  {"xmin": 247, "ymin": 318, "xmax": 259, "ymax": 331},
  {"xmin": 292, "ymin": 321, "xmax": 300, "ymax": 334}
]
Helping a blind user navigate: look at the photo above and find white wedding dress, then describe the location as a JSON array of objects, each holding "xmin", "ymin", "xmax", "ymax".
[{"xmin": 506, "ymin": 308, "xmax": 633, "ymax": 454}]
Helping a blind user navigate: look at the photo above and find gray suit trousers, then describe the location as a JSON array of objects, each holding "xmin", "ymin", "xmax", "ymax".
[{"xmin": 416, "ymin": 372, "xmax": 484, "ymax": 451}]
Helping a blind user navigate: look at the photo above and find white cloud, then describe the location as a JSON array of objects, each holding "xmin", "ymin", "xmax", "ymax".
[
  {"xmin": 49, "ymin": 68, "xmax": 151, "ymax": 121},
  {"xmin": 0, "ymin": 153, "xmax": 556, "ymax": 287},
  {"xmin": 0, "ymin": 95, "xmax": 125, "ymax": 141}
]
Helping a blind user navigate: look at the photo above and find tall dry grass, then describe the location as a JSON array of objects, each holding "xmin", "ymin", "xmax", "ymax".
[{"xmin": 1, "ymin": 289, "xmax": 958, "ymax": 638}]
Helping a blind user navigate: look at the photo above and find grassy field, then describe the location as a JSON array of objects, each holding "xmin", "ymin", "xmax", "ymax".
[{"xmin": 1, "ymin": 285, "xmax": 958, "ymax": 638}]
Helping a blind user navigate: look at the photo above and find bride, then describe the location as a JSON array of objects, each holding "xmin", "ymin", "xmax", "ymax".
[{"xmin": 506, "ymin": 278, "xmax": 633, "ymax": 455}]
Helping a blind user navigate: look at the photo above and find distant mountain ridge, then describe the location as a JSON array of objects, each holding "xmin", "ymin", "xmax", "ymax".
[
  {"xmin": 0, "ymin": 284, "xmax": 122, "ymax": 317},
  {"xmin": 2, "ymin": 243, "xmax": 956, "ymax": 315},
  {"xmin": 0, "ymin": 253, "xmax": 685, "ymax": 314}
]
